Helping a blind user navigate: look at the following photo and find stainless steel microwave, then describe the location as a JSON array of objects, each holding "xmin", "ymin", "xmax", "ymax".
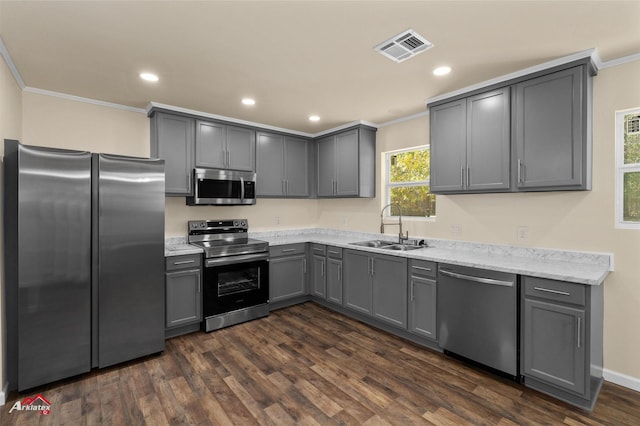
[{"xmin": 186, "ymin": 168, "xmax": 256, "ymax": 205}]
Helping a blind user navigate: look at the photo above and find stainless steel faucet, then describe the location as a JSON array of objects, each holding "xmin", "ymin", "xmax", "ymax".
[{"xmin": 380, "ymin": 203, "xmax": 409, "ymax": 243}]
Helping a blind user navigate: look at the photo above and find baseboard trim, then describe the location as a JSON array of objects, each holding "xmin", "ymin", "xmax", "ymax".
[{"xmin": 604, "ymin": 368, "xmax": 640, "ymax": 393}]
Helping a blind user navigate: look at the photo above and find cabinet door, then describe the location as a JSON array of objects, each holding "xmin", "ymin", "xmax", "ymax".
[
  {"xmin": 371, "ymin": 254, "xmax": 407, "ymax": 329},
  {"xmin": 430, "ymin": 99, "xmax": 467, "ymax": 193},
  {"xmin": 326, "ymin": 258, "xmax": 343, "ymax": 305},
  {"xmin": 316, "ymin": 135, "xmax": 336, "ymax": 196},
  {"xmin": 153, "ymin": 113, "xmax": 194, "ymax": 195},
  {"xmin": 226, "ymin": 125, "xmax": 256, "ymax": 172},
  {"xmin": 523, "ymin": 298, "xmax": 586, "ymax": 396},
  {"xmin": 269, "ymin": 255, "xmax": 307, "ymax": 302},
  {"xmin": 467, "ymin": 88, "xmax": 511, "ymax": 191},
  {"xmin": 195, "ymin": 120, "xmax": 226, "ymax": 169},
  {"xmin": 284, "ymin": 136, "xmax": 310, "ymax": 197},
  {"xmin": 256, "ymin": 132, "xmax": 285, "ymax": 196},
  {"xmin": 311, "ymin": 255, "xmax": 326, "ymax": 298},
  {"xmin": 343, "ymin": 250, "xmax": 371, "ymax": 314},
  {"xmin": 335, "ymin": 129, "xmax": 359, "ymax": 196},
  {"xmin": 166, "ymin": 269, "xmax": 202, "ymax": 328},
  {"xmin": 514, "ymin": 66, "xmax": 584, "ymax": 189},
  {"xmin": 409, "ymin": 276, "xmax": 436, "ymax": 339}
]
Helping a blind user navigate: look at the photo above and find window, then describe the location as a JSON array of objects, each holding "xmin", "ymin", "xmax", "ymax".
[
  {"xmin": 616, "ymin": 109, "xmax": 640, "ymax": 228},
  {"xmin": 385, "ymin": 146, "xmax": 435, "ymax": 218}
]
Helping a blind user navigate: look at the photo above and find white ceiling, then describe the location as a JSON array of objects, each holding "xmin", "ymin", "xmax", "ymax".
[{"xmin": 1, "ymin": 1, "xmax": 639, "ymax": 133}]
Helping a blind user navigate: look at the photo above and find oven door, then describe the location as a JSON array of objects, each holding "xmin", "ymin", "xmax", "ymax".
[{"xmin": 203, "ymin": 253, "xmax": 269, "ymax": 317}]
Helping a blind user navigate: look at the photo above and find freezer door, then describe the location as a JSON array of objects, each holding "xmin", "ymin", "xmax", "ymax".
[
  {"xmin": 93, "ymin": 154, "xmax": 165, "ymax": 368},
  {"xmin": 13, "ymin": 143, "xmax": 92, "ymax": 391}
]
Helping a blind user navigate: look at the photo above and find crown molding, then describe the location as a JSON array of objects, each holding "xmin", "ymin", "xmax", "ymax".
[
  {"xmin": 25, "ymin": 87, "xmax": 146, "ymax": 114},
  {"xmin": 0, "ymin": 35, "xmax": 26, "ymax": 89},
  {"xmin": 599, "ymin": 52, "xmax": 640, "ymax": 69}
]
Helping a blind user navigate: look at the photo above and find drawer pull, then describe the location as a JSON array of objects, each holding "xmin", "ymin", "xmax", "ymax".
[
  {"xmin": 533, "ymin": 286, "xmax": 571, "ymax": 296},
  {"xmin": 412, "ymin": 266, "xmax": 432, "ymax": 272},
  {"xmin": 328, "ymin": 250, "xmax": 340, "ymax": 255},
  {"xmin": 174, "ymin": 260, "xmax": 196, "ymax": 265},
  {"xmin": 281, "ymin": 248, "xmax": 297, "ymax": 253}
]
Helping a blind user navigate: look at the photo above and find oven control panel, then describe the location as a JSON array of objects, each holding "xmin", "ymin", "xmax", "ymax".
[{"xmin": 188, "ymin": 219, "xmax": 248, "ymax": 234}]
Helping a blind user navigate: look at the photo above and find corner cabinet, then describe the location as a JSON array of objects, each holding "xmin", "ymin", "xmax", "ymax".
[
  {"xmin": 150, "ymin": 112, "xmax": 195, "ymax": 196},
  {"xmin": 429, "ymin": 61, "xmax": 594, "ymax": 194},
  {"xmin": 316, "ymin": 125, "xmax": 376, "ymax": 198},
  {"xmin": 521, "ymin": 276, "xmax": 603, "ymax": 410},
  {"xmin": 430, "ymin": 88, "xmax": 510, "ymax": 193},
  {"xmin": 165, "ymin": 254, "xmax": 202, "ymax": 337},
  {"xmin": 256, "ymin": 131, "xmax": 312, "ymax": 197},
  {"xmin": 196, "ymin": 120, "xmax": 255, "ymax": 172}
]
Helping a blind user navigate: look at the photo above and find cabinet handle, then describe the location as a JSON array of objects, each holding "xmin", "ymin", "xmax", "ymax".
[
  {"xmin": 321, "ymin": 261, "xmax": 325, "ymax": 277},
  {"xmin": 282, "ymin": 180, "xmax": 286, "ymax": 195},
  {"xmin": 371, "ymin": 258, "xmax": 375, "ymax": 276},
  {"xmin": 338, "ymin": 265, "xmax": 342, "ymax": 282},
  {"xmin": 281, "ymin": 248, "xmax": 297, "ymax": 253},
  {"xmin": 226, "ymin": 150, "xmax": 231, "ymax": 168},
  {"xmin": 517, "ymin": 159, "xmax": 524, "ymax": 184},
  {"xmin": 577, "ymin": 317, "xmax": 581, "ymax": 349},
  {"xmin": 174, "ymin": 260, "xmax": 196, "ymax": 265},
  {"xmin": 286, "ymin": 180, "xmax": 289, "ymax": 195},
  {"xmin": 411, "ymin": 281, "xmax": 415, "ymax": 301},
  {"xmin": 533, "ymin": 286, "xmax": 571, "ymax": 296},
  {"xmin": 303, "ymin": 258, "xmax": 307, "ymax": 273},
  {"xmin": 412, "ymin": 266, "xmax": 432, "ymax": 272},
  {"xmin": 460, "ymin": 167, "xmax": 464, "ymax": 188},
  {"xmin": 328, "ymin": 250, "xmax": 340, "ymax": 255},
  {"xmin": 467, "ymin": 167, "xmax": 470, "ymax": 188}
]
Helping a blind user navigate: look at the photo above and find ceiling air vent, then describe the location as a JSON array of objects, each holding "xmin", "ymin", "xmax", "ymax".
[{"xmin": 374, "ymin": 29, "xmax": 433, "ymax": 63}]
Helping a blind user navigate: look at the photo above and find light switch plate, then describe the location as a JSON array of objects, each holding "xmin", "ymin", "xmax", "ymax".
[{"xmin": 517, "ymin": 225, "xmax": 530, "ymax": 243}]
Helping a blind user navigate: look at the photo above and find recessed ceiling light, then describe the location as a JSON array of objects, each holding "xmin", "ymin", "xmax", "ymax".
[
  {"xmin": 242, "ymin": 98, "xmax": 256, "ymax": 106},
  {"xmin": 140, "ymin": 72, "xmax": 159, "ymax": 82},
  {"xmin": 309, "ymin": 115, "xmax": 320, "ymax": 122},
  {"xmin": 433, "ymin": 66, "xmax": 452, "ymax": 76}
]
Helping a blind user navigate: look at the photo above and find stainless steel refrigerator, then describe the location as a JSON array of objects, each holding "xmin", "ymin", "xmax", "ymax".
[{"xmin": 4, "ymin": 140, "xmax": 165, "ymax": 391}]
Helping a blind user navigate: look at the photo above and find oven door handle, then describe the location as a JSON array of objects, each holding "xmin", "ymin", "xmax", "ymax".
[{"xmin": 205, "ymin": 253, "xmax": 269, "ymax": 267}]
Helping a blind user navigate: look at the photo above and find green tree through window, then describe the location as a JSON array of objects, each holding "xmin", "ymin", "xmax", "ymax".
[
  {"xmin": 386, "ymin": 147, "xmax": 435, "ymax": 217},
  {"xmin": 623, "ymin": 113, "xmax": 640, "ymax": 222}
]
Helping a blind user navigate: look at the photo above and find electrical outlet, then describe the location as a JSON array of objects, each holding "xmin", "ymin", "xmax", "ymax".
[
  {"xmin": 517, "ymin": 225, "xmax": 530, "ymax": 243},
  {"xmin": 450, "ymin": 224, "xmax": 462, "ymax": 238},
  {"xmin": 275, "ymin": 216, "xmax": 280, "ymax": 225}
]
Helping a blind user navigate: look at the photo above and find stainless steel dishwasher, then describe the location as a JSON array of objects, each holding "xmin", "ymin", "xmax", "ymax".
[{"xmin": 437, "ymin": 264, "xmax": 519, "ymax": 378}]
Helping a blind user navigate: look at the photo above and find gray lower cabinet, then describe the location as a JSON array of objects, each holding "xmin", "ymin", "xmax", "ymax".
[
  {"xmin": 514, "ymin": 65, "xmax": 590, "ymax": 190},
  {"xmin": 269, "ymin": 244, "xmax": 307, "ymax": 304},
  {"xmin": 150, "ymin": 112, "xmax": 195, "ymax": 196},
  {"xmin": 196, "ymin": 120, "xmax": 256, "ymax": 172},
  {"xmin": 165, "ymin": 254, "xmax": 202, "ymax": 330},
  {"xmin": 430, "ymin": 87, "xmax": 510, "ymax": 193},
  {"xmin": 344, "ymin": 249, "xmax": 407, "ymax": 329},
  {"xmin": 316, "ymin": 125, "xmax": 376, "ymax": 198},
  {"xmin": 257, "ymin": 131, "xmax": 311, "ymax": 197},
  {"xmin": 408, "ymin": 259, "xmax": 437, "ymax": 340},
  {"xmin": 521, "ymin": 276, "xmax": 603, "ymax": 410},
  {"xmin": 326, "ymin": 247, "xmax": 343, "ymax": 305}
]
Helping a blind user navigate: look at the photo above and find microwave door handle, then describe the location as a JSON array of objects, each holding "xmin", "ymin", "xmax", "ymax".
[{"xmin": 240, "ymin": 176, "xmax": 245, "ymax": 202}]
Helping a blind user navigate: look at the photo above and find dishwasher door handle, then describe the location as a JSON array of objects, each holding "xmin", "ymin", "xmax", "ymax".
[{"xmin": 440, "ymin": 269, "xmax": 514, "ymax": 287}]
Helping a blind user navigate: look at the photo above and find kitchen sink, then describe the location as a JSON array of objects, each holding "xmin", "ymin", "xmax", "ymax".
[
  {"xmin": 350, "ymin": 239, "xmax": 396, "ymax": 248},
  {"xmin": 349, "ymin": 240, "xmax": 427, "ymax": 251}
]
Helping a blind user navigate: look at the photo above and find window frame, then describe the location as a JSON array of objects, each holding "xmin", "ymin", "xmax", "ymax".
[
  {"xmin": 615, "ymin": 107, "xmax": 640, "ymax": 229},
  {"xmin": 384, "ymin": 145, "xmax": 435, "ymax": 220}
]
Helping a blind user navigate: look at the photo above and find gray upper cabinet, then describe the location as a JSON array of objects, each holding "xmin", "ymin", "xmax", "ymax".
[
  {"xmin": 150, "ymin": 112, "xmax": 195, "ymax": 196},
  {"xmin": 514, "ymin": 66, "xmax": 590, "ymax": 190},
  {"xmin": 316, "ymin": 126, "xmax": 376, "ymax": 198},
  {"xmin": 196, "ymin": 120, "xmax": 255, "ymax": 172},
  {"xmin": 430, "ymin": 87, "xmax": 510, "ymax": 193},
  {"xmin": 429, "ymin": 61, "xmax": 594, "ymax": 194},
  {"xmin": 256, "ymin": 131, "xmax": 311, "ymax": 197}
]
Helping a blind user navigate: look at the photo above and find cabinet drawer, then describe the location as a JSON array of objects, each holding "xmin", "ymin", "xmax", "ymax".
[
  {"xmin": 311, "ymin": 244, "xmax": 327, "ymax": 256},
  {"xmin": 523, "ymin": 276, "xmax": 586, "ymax": 306},
  {"xmin": 410, "ymin": 259, "xmax": 437, "ymax": 279},
  {"xmin": 166, "ymin": 254, "xmax": 202, "ymax": 271},
  {"xmin": 326, "ymin": 246, "xmax": 343, "ymax": 259},
  {"xmin": 270, "ymin": 243, "xmax": 306, "ymax": 258}
]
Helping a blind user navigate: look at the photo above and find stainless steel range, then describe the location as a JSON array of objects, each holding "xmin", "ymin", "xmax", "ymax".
[{"xmin": 188, "ymin": 219, "xmax": 269, "ymax": 332}]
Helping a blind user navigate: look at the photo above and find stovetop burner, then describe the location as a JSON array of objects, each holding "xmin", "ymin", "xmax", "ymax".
[{"xmin": 187, "ymin": 219, "xmax": 268, "ymax": 258}]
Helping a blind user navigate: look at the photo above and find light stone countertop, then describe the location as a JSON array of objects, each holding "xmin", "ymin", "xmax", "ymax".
[{"xmin": 165, "ymin": 228, "xmax": 612, "ymax": 285}]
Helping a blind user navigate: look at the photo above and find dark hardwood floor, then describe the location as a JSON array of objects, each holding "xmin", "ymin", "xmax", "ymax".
[{"xmin": 2, "ymin": 302, "xmax": 639, "ymax": 425}]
